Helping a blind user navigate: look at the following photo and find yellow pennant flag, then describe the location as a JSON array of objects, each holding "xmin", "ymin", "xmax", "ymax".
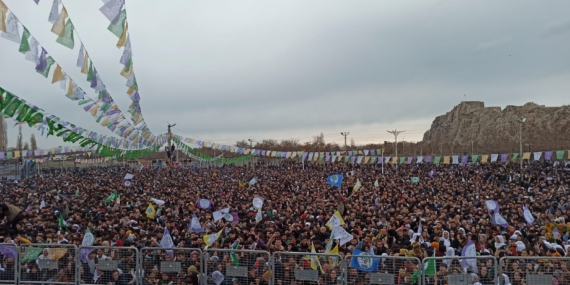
[
  {"xmin": 116, "ymin": 22, "xmax": 128, "ymax": 48},
  {"xmin": 120, "ymin": 60, "xmax": 133, "ymax": 79},
  {"xmin": 328, "ymin": 245, "xmax": 339, "ymax": 267},
  {"xmin": 326, "ymin": 210, "xmax": 345, "ymax": 229},
  {"xmin": 353, "ymin": 179, "xmax": 362, "ymax": 192},
  {"xmin": 81, "ymin": 52, "xmax": 90, "ymax": 74},
  {"xmin": 127, "ymin": 87, "xmax": 135, "ymax": 95},
  {"xmin": 0, "ymin": 0, "xmax": 8, "ymax": 33},
  {"xmin": 89, "ymin": 105, "xmax": 99, "ymax": 117},
  {"xmin": 145, "ymin": 203, "xmax": 156, "ymax": 219},
  {"xmin": 203, "ymin": 229, "xmax": 223, "ymax": 249},
  {"xmin": 310, "ymin": 242, "xmax": 325, "ymax": 273},
  {"xmin": 52, "ymin": 65, "xmax": 65, "ymax": 84},
  {"xmin": 66, "ymin": 79, "xmax": 74, "ymax": 95},
  {"xmin": 100, "ymin": 116, "xmax": 110, "ymax": 127},
  {"xmin": 51, "ymin": 6, "xmax": 68, "ymax": 37},
  {"xmin": 238, "ymin": 181, "xmax": 247, "ymax": 187},
  {"xmin": 49, "ymin": 248, "xmax": 68, "ymax": 260}
]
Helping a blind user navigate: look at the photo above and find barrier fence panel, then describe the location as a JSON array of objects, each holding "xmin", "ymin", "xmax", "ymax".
[
  {"xmin": 273, "ymin": 251, "xmax": 343, "ymax": 285},
  {"xmin": 139, "ymin": 247, "xmax": 203, "ymax": 285},
  {"xmin": 422, "ymin": 256, "xmax": 498, "ymax": 285},
  {"xmin": 78, "ymin": 246, "xmax": 140, "ymax": 285},
  {"xmin": 342, "ymin": 254, "xmax": 421, "ymax": 285},
  {"xmin": 19, "ymin": 243, "xmax": 78, "ymax": 285},
  {"xmin": 205, "ymin": 249, "xmax": 270, "ymax": 285},
  {"xmin": 0, "ymin": 243, "xmax": 18, "ymax": 284},
  {"xmin": 499, "ymin": 256, "xmax": 570, "ymax": 285}
]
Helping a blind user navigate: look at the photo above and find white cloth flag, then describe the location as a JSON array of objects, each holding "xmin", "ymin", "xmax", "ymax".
[
  {"xmin": 252, "ymin": 196, "xmax": 264, "ymax": 210},
  {"xmin": 384, "ymin": 156, "xmax": 391, "ymax": 164},
  {"xmin": 40, "ymin": 200, "xmax": 46, "ymax": 209},
  {"xmin": 60, "ymin": 74, "xmax": 67, "ymax": 90},
  {"xmin": 151, "ymin": 198, "xmax": 165, "ymax": 206},
  {"xmin": 490, "ymin": 154, "xmax": 499, "ymax": 162},
  {"xmin": 331, "ymin": 226, "xmax": 354, "ymax": 246},
  {"xmin": 523, "ymin": 205, "xmax": 534, "ymax": 226},
  {"xmin": 255, "ymin": 209, "xmax": 263, "ymax": 224},
  {"xmin": 213, "ymin": 207, "xmax": 230, "ymax": 222},
  {"xmin": 76, "ymin": 44, "xmax": 85, "ymax": 67},
  {"xmin": 1, "ymin": 13, "xmax": 21, "ymax": 44},
  {"xmin": 48, "ymin": 0, "xmax": 60, "ymax": 24},
  {"xmin": 120, "ymin": 35, "xmax": 132, "ymax": 65},
  {"xmin": 25, "ymin": 37, "xmax": 40, "ymax": 64},
  {"xmin": 533, "ymin": 152, "xmax": 542, "ymax": 161},
  {"xmin": 124, "ymin": 173, "xmax": 134, "ymax": 180},
  {"xmin": 126, "ymin": 73, "xmax": 136, "ymax": 87},
  {"xmin": 452, "ymin": 156, "xmax": 459, "ymax": 164},
  {"xmin": 99, "ymin": 0, "xmax": 124, "ymax": 22},
  {"xmin": 159, "ymin": 228, "xmax": 175, "ymax": 258},
  {"xmin": 416, "ymin": 156, "xmax": 423, "ymax": 163}
]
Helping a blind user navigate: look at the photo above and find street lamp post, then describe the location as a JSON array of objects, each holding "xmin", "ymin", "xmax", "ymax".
[{"xmin": 387, "ymin": 129, "xmax": 405, "ymax": 170}]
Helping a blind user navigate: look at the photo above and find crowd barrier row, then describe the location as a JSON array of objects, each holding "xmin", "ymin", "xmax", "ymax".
[{"xmin": 0, "ymin": 243, "xmax": 567, "ymax": 284}]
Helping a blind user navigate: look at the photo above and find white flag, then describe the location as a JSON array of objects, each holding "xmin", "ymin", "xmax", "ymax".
[
  {"xmin": 124, "ymin": 173, "xmax": 134, "ymax": 180},
  {"xmin": 213, "ymin": 207, "xmax": 230, "ymax": 222},
  {"xmin": 252, "ymin": 196, "xmax": 264, "ymax": 210},
  {"xmin": 331, "ymin": 226, "xmax": 354, "ymax": 246},
  {"xmin": 1, "ymin": 12, "xmax": 21, "ymax": 44},
  {"xmin": 25, "ymin": 37, "xmax": 40, "ymax": 63},
  {"xmin": 255, "ymin": 209, "xmax": 263, "ymax": 224},
  {"xmin": 151, "ymin": 198, "xmax": 165, "ymax": 206},
  {"xmin": 40, "ymin": 200, "xmax": 46, "ymax": 209},
  {"xmin": 76, "ymin": 44, "xmax": 85, "ymax": 67}
]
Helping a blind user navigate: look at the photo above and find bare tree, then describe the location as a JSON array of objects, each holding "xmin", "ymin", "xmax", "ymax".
[
  {"xmin": 0, "ymin": 117, "xmax": 6, "ymax": 151},
  {"xmin": 16, "ymin": 124, "xmax": 23, "ymax": 150},
  {"xmin": 30, "ymin": 133, "xmax": 37, "ymax": 151},
  {"xmin": 235, "ymin": 140, "xmax": 249, "ymax": 148},
  {"xmin": 23, "ymin": 142, "xmax": 29, "ymax": 150}
]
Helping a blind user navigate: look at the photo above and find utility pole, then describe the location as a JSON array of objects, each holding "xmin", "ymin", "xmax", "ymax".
[
  {"xmin": 340, "ymin": 132, "xmax": 350, "ymax": 149},
  {"xmin": 167, "ymin": 123, "xmax": 176, "ymax": 163},
  {"xmin": 248, "ymin": 139, "xmax": 254, "ymax": 148},
  {"xmin": 387, "ymin": 129, "xmax": 405, "ymax": 170},
  {"xmin": 517, "ymin": 118, "xmax": 526, "ymax": 171}
]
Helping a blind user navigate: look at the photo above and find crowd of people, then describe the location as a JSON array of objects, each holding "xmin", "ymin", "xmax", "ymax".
[{"xmin": 0, "ymin": 158, "xmax": 569, "ymax": 285}]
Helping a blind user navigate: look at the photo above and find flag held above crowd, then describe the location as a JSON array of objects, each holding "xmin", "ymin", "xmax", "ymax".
[{"xmin": 326, "ymin": 174, "xmax": 343, "ymax": 188}]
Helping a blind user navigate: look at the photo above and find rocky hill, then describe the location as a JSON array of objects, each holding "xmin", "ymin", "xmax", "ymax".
[{"xmin": 421, "ymin": 101, "xmax": 570, "ymax": 154}]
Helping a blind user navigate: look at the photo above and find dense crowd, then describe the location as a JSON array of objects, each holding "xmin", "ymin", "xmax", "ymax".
[{"xmin": 0, "ymin": 159, "xmax": 569, "ymax": 285}]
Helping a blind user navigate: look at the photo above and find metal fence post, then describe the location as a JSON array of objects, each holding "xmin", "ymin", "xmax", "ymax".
[
  {"xmin": 499, "ymin": 256, "xmax": 570, "ymax": 285},
  {"xmin": 273, "ymin": 251, "xmax": 342, "ymax": 285},
  {"xmin": 421, "ymin": 255, "xmax": 497, "ymax": 285},
  {"xmin": 20, "ymin": 243, "xmax": 78, "ymax": 285},
  {"xmin": 205, "ymin": 248, "xmax": 271, "ymax": 285}
]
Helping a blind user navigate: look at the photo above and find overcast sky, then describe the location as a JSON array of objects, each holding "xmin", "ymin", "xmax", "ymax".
[{"xmin": 0, "ymin": 0, "xmax": 569, "ymax": 149}]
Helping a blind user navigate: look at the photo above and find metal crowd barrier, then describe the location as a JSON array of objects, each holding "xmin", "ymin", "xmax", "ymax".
[
  {"xmin": 421, "ymin": 255, "xmax": 498, "ymax": 285},
  {"xmin": 77, "ymin": 246, "xmax": 140, "ymax": 285},
  {"xmin": 273, "ymin": 251, "xmax": 344, "ymax": 285},
  {"xmin": 205, "ymin": 248, "xmax": 270, "ymax": 285},
  {"xmin": 343, "ymin": 254, "xmax": 422, "ymax": 285},
  {"xmin": 499, "ymin": 256, "xmax": 569, "ymax": 285},
  {"xmin": 0, "ymin": 243, "xmax": 18, "ymax": 285},
  {"xmin": 139, "ymin": 247, "xmax": 203, "ymax": 285},
  {"xmin": 19, "ymin": 243, "xmax": 78, "ymax": 285}
]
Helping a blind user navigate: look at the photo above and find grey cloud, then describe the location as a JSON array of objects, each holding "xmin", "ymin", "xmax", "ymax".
[
  {"xmin": 540, "ymin": 19, "xmax": 570, "ymax": 38},
  {"xmin": 474, "ymin": 37, "xmax": 512, "ymax": 52}
]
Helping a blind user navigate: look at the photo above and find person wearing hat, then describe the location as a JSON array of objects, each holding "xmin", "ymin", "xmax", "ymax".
[{"xmin": 231, "ymin": 277, "xmax": 239, "ymax": 285}]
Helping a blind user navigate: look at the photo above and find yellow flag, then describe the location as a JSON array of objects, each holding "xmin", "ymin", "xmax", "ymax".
[
  {"xmin": 116, "ymin": 22, "xmax": 128, "ymax": 48},
  {"xmin": 127, "ymin": 87, "xmax": 135, "ymax": 95},
  {"xmin": 328, "ymin": 245, "xmax": 339, "ymax": 267},
  {"xmin": 310, "ymin": 242, "xmax": 325, "ymax": 273},
  {"xmin": 238, "ymin": 181, "xmax": 247, "ymax": 188},
  {"xmin": 100, "ymin": 116, "xmax": 110, "ymax": 127},
  {"xmin": 51, "ymin": 6, "xmax": 68, "ymax": 37},
  {"xmin": 66, "ymin": 79, "xmax": 74, "ymax": 95},
  {"xmin": 81, "ymin": 52, "xmax": 90, "ymax": 74},
  {"xmin": 443, "ymin": 156, "xmax": 450, "ymax": 164},
  {"xmin": 481, "ymin": 155, "xmax": 489, "ymax": 164},
  {"xmin": 353, "ymin": 179, "xmax": 362, "ymax": 192},
  {"xmin": 49, "ymin": 248, "xmax": 68, "ymax": 260},
  {"xmin": 203, "ymin": 229, "xmax": 223, "ymax": 249},
  {"xmin": 14, "ymin": 151, "xmax": 20, "ymax": 158},
  {"xmin": 120, "ymin": 62, "xmax": 133, "ymax": 79},
  {"xmin": 146, "ymin": 203, "xmax": 156, "ymax": 219},
  {"xmin": 52, "ymin": 65, "xmax": 65, "ymax": 84},
  {"xmin": 326, "ymin": 210, "xmax": 345, "ymax": 229},
  {"xmin": 0, "ymin": 0, "xmax": 8, "ymax": 33},
  {"xmin": 522, "ymin": 152, "xmax": 531, "ymax": 160},
  {"xmin": 89, "ymin": 105, "xmax": 99, "ymax": 117}
]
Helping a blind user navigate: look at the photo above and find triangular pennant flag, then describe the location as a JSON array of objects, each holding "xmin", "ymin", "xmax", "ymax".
[
  {"xmin": 52, "ymin": 64, "xmax": 65, "ymax": 84},
  {"xmin": 50, "ymin": 6, "xmax": 68, "ymax": 37}
]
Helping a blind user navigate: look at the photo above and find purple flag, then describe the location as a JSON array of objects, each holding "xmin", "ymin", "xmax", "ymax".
[
  {"xmin": 500, "ymin": 154, "xmax": 508, "ymax": 163},
  {"xmin": 544, "ymin": 151, "xmax": 553, "ymax": 161},
  {"xmin": 348, "ymin": 151, "xmax": 352, "ymax": 156},
  {"xmin": 461, "ymin": 156, "xmax": 468, "ymax": 164},
  {"xmin": 33, "ymin": 0, "xmax": 40, "ymax": 4},
  {"xmin": 350, "ymin": 156, "xmax": 356, "ymax": 164},
  {"xmin": 326, "ymin": 155, "xmax": 330, "ymax": 162},
  {"xmin": 407, "ymin": 157, "xmax": 413, "ymax": 164},
  {"xmin": 461, "ymin": 239, "xmax": 477, "ymax": 270},
  {"xmin": 281, "ymin": 152, "xmax": 286, "ymax": 158},
  {"xmin": 371, "ymin": 149, "xmax": 376, "ymax": 156},
  {"xmin": 189, "ymin": 214, "xmax": 203, "ymax": 234},
  {"xmin": 99, "ymin": 0, "xmax": 125, "ymax": 23},
  {"xmin": 377, "ymin": 157, "xmax": 382, "ymax": 164},
  {"xmin": 302, "ymin": 152, "xmax": 308, "ymax": 161},
  {"xmin": 425, "ymin": 156, "xmax": 432, "ymax": 163},
  {"xmin": 80, "ymin": 248, "xmax": 94, "ymax": 263},
  {"xmin": 35, "ymin": 48, "xmax": 48, "ymax": 72},
  {"xmin": 0, "ymin": 245, "xmax": 17, "ymax": 259},
  {"xmin": 131, "ymin": 91, "xmax": 141, "ymax": 103},
  {"xmin": 196, "ymin": 199, "xmax": 212, "ymax": 209},
  {"xmin": 90, "ymin": 68, "xmax": 98, "ymax": 88},
  {"xmin": 83, "ymin": 102, "xmax": 96, "ymax": 112},
  {"xmin": 261, "ymin": 150, "xmax": 266, "ymax": 156},
  {"xmin": 493, "ymin": 211, "xmax": 509, "ymax": 228},
  {"xmin": 229, "ymin": 212, "xmax": 240, "ymax": 224},
  {"xmin": 428, "ymin": 168, "xmax": 437, "ymax": 178}
]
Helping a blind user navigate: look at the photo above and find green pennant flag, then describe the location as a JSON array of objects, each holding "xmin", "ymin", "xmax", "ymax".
[
  {"xmin": 0, "ymin": 90, "xmax": 14, "ymax": 112},
  {"xmin": 107, "ymin": 9, "xmax": 127, "ymax": 38},
  {"xmin": 556, "ymin": 150, "xmax": 565, "ymax": 160},
  {"xmin": 343, "ymin": 156, "xmax": 350, "ymax": 163},
  {"xmin": 399, "ymin": 157, "xmax": 405, "ymax": 164},
  {"xmin": 19, "ymin": 28, "xmax": 31, "ymax": 54},
  {"xmin": 21, "ymin": 247, "xmax": 43, "ymax": 264},
  {"xmin": 55, "ymin": 19, "xmax": 75, "ymax": 49},
  {"xmin": 37, "ymin": 57, "xmax": 56, "ymax": 78},
  {"xmin": 87, "ymin": 61, "xmax": 94, "ymax": 82},
  {"xmin": 25, "ymin": 112, "xmax": 44, "ymax": 126},
  {"xmin": 15, "ymin": 104, "xmax": 32, "ymax": 122},
  {"xmin": 511, "ymin": 153, "xmax": 519, "ymax": 161},
  {"xmin": 3, "ymin": 98, "xmax": 22, "ymax": 117},
  {"xmin": 411, "ymin": 253, "xmax": 436, "ymax": 284},
  {"xmin": 471, "ymin": 155, "xmax": 479, "ymax": 163},
  {"xmin": 411, "ymin": 177, "xmax": 420, "ymax": 184},
  {"xmin": 104, "ymin": 191, "xmax": 118, "ymax": 204},
  {"xmin": 230, "ymin": 241, "xmax": 240, "ymax": 266}
]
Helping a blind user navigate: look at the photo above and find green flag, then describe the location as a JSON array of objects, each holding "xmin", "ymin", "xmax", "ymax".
[
  {"xmin": 59, "ymin": 214, "xmax": 68, "ymax": 229},
  {"xmin": 399, "ymin": 157, "xmax": 405, "ymax": 164},
  {"xmin": 104, "ymin": 191, "xmax": 118, "ymax": 203},
  {"xmin": 3, "ymin": 98, "xmax": 22, "ymax": 117},
  {"xmin": 15, "ymin": 104, "xmax": 32, "ymax": 122},
  {"xmin": 0, "ymin": 89, "xmax": 14, "ymax": 110},
  {"xmin": 107, "ymin": 9, "xmax": 127, "ymax": 38},
  {"xmin": 556, "ymin": 150, "xmax": 565, "ymax": 160},
  {"xmin": 87, "ymin": 61, "xmax": 94, "ymax": 82},
  {"xmin": 411, "ymin": 253, "xmax": 436, "ymax": 284},
  {"xmin": 25, "ymin": 112, "xmax": 44, "ymax": 126},
  {"xmin": 511, "ymin": 153, "xmax": 519, "ymax": 161},
  {"xmin": 21, "ymin": 247, "xmax": 43, "ymax": 264},
  {"xmin": 55, "ymin": 19, "xmax": 75, "ymax": 49},
  {"xmin": 230, "ymin": 241, "xmax": 239, "ymax": 266},
  {"xmin": 19, "ymin": 28, "xmax": 31, "ymax": 54},
  {"xmin": 434, "ymin": 156, "xmax": 441, "ymax": 164},
  {"xmin": 411, "ymin": 177, "xmax": 420, "ymax": 184},
  {"xmin": 36, "ymin": 57, "xmax": 56, "ymax": 78}
]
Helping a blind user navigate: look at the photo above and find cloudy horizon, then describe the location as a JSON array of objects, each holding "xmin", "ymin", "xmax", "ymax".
[{"xmin": 0, "ymin": 0, "xmax": 569, "ymax": 149}]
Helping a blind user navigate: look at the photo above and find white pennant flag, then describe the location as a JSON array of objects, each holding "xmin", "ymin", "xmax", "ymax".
[
  {"xmin": 213, "ymin": 207, "xmax": 230, "ymax": 222},
  {"xmin": 76, "ymin": 44, "xmax": 85, "ymax": 67},
  {"xmin": 126, "ymin": 73, "xmax": 135, "ymax": 87},
  {"xmin": 48, "ymin": 0, "xmax": 61, "ymax": 24},
  {"xmin": 120, "ymin": 35, "xmax": 132, "ymax": 65},
  {"xmin": 252, "ymin": 196, "xmax": 264, "ymax": 210},
  {"xmin": 1, "ymin": 12, "xmax": 21, "ymax": 44},
  {"xmin": 60, "ymin": 74, "xmax": 68, "ymax": 90},
  {"xmin": 25, "ymin": 37, "xmax": 40, "ymax": 64}
]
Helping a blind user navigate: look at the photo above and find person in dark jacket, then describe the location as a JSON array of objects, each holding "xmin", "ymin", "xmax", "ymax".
[{"xmin": 0, "ymin": 203, "xmax": 24, "ymax": 234}]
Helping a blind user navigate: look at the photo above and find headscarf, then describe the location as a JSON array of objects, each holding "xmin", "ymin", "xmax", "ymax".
[{"xmin": 440, "ymin": 231, "xmax": 451, "ymax": 248}]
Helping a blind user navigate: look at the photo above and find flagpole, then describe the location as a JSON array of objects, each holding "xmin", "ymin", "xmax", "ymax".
[{"xmin": 381, "ymin": 149, "xmax": 384, "ymax": 175}]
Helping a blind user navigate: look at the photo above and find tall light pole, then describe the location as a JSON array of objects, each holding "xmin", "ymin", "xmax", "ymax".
[
  {"xmin": 340, "ymin": 132, "xmax": 350, "ymax": 149},
  {"xmin": 167, "ymin": 123, "xmax": 176, "ymax": 163},
  {"xmin": 517, "ymin": 118, "xmax": 526, "ymax": 170},
  {"xmin": 248, "ymin": 139, "xmax": 254, "ymax": 148},
  {"xmin": 387, "ymin": 129, "xmax": 405, "ymax": 169}
]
